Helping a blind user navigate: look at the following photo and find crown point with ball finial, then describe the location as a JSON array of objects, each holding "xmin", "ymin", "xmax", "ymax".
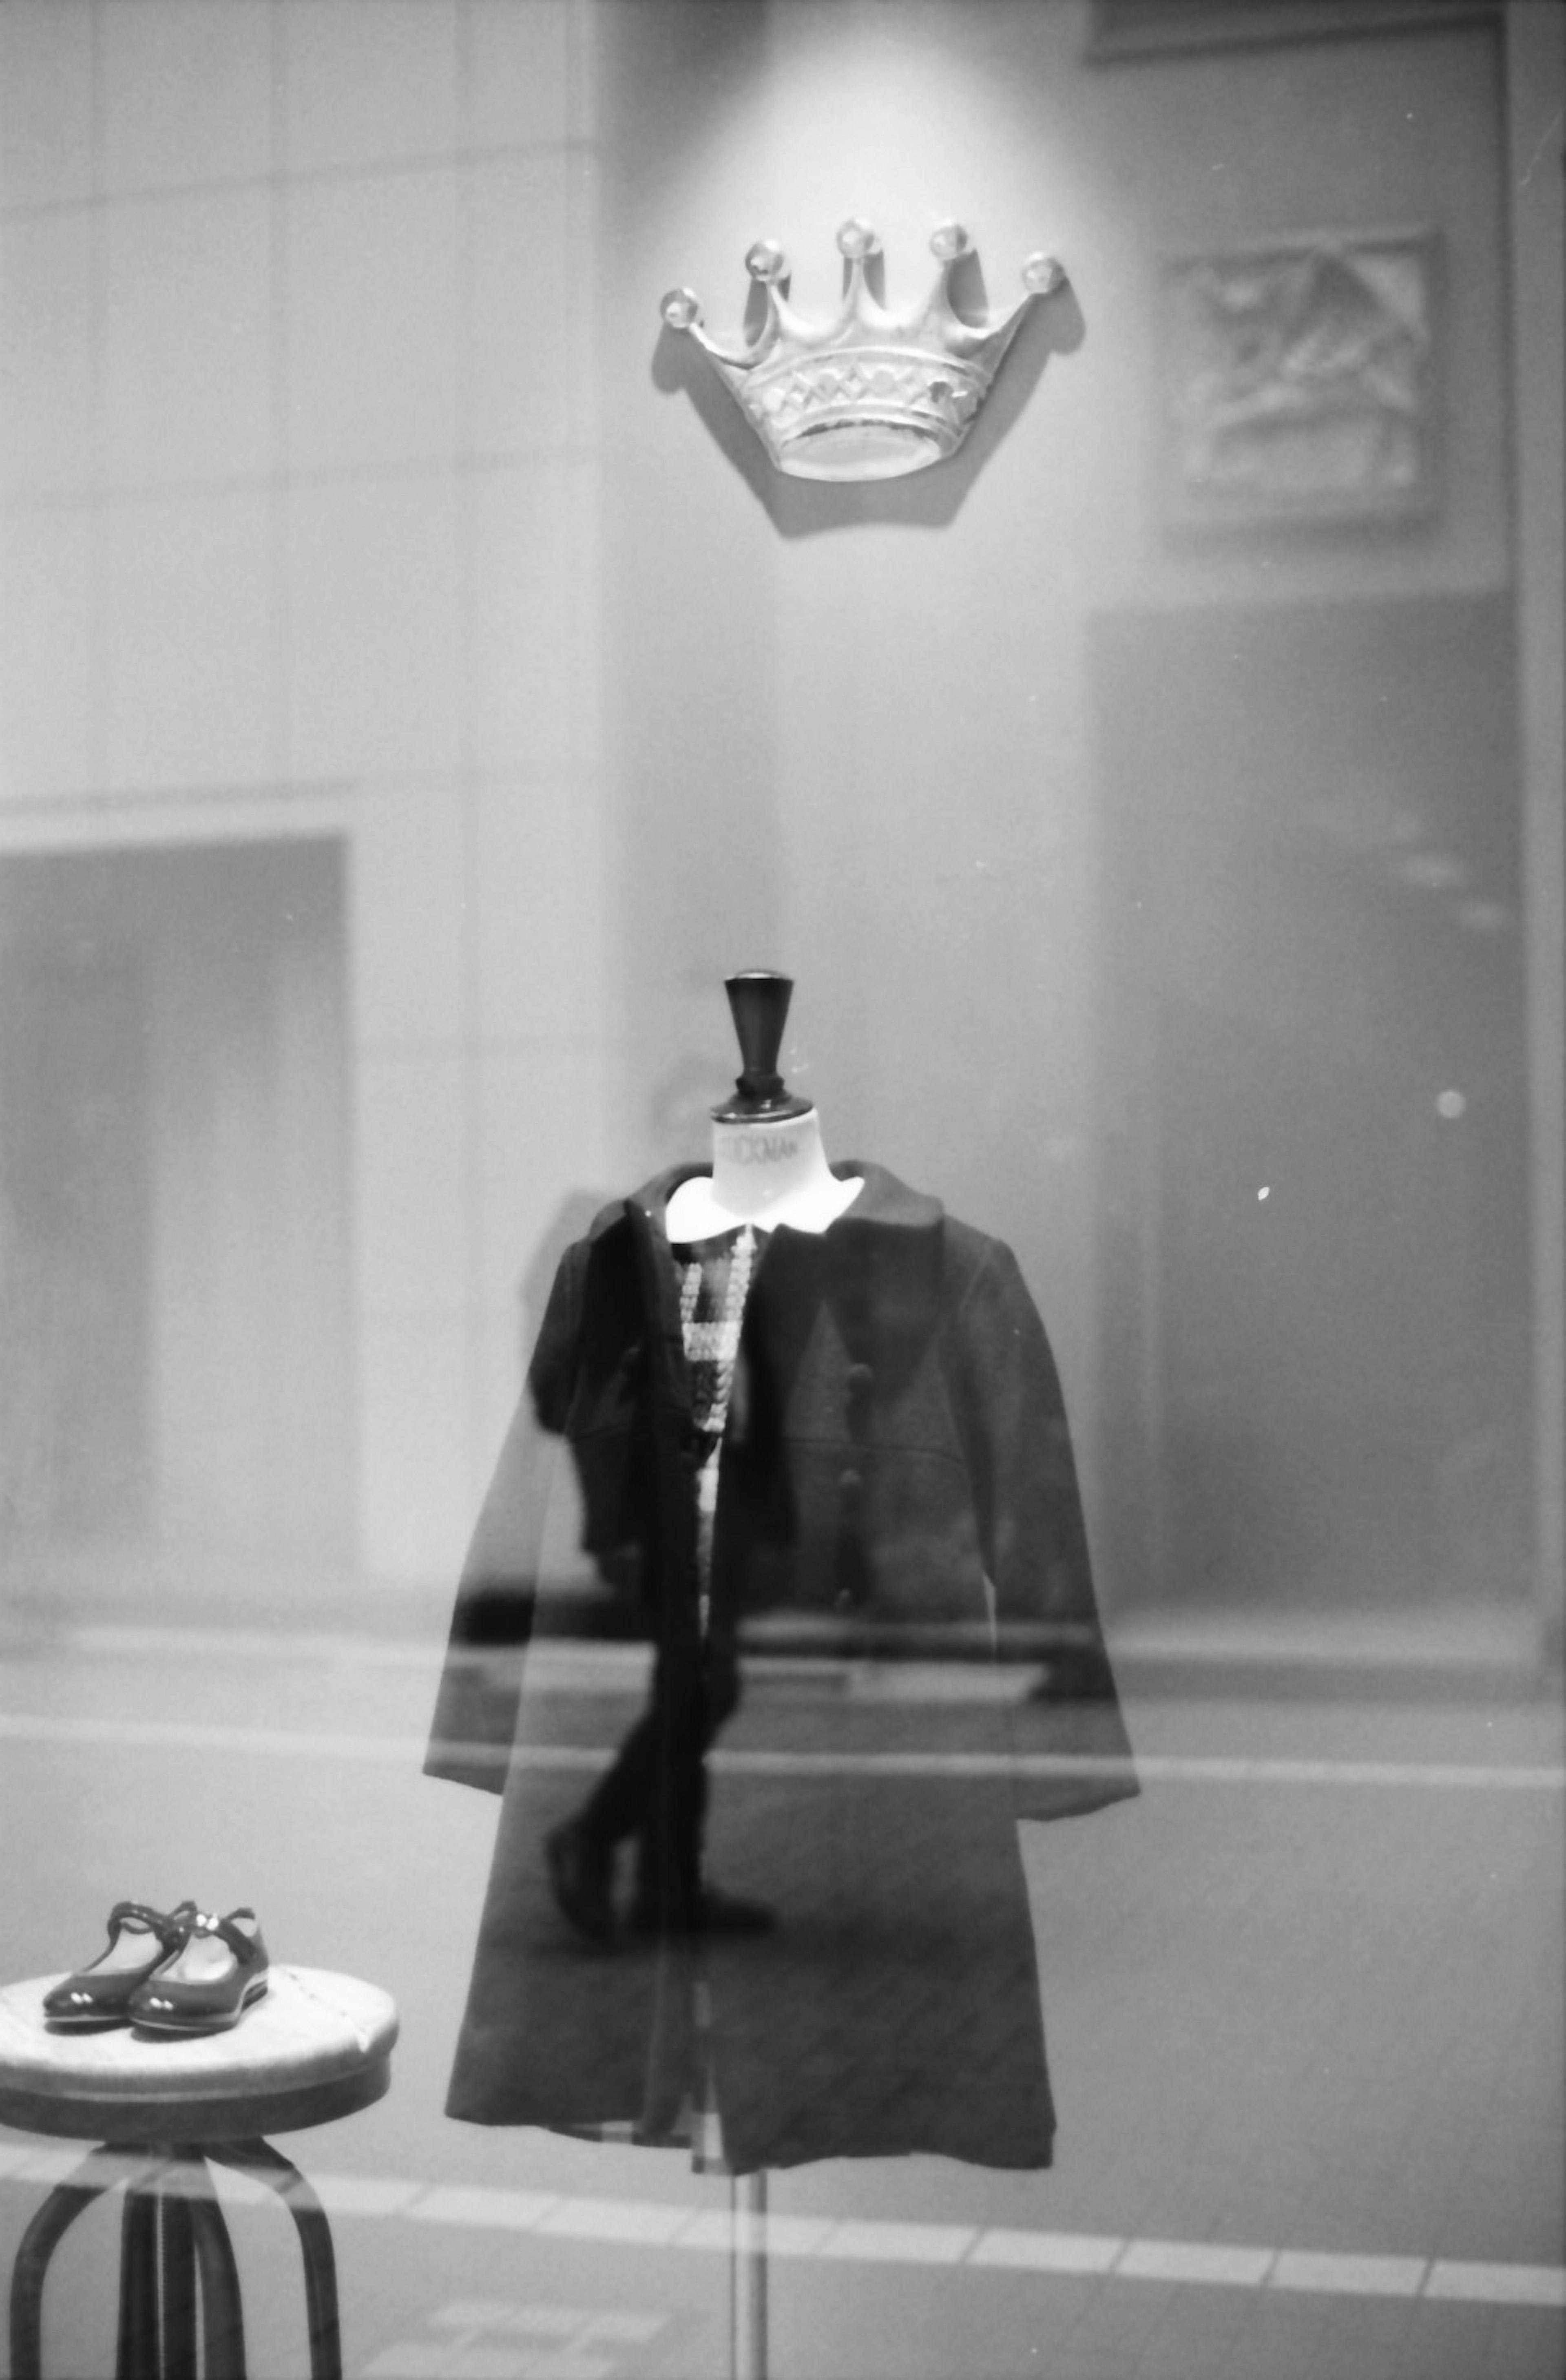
[
  {"xmin": 1022, "ymin": 252, "xmax": 1067, "ymax": 296},
  {"xmin": 661, "ymin": 287, "xmax": 703, "ymax": 331},
  {"xmin": 836, "ymin": 217, "xmax": 881, "ymax": 262},
  {"xmin": 745, "ymin": 240, "xmax": 789, "ymax": 284}
]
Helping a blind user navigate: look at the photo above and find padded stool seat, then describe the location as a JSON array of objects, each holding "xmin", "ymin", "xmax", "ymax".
[{"xmin": 0, "ymin": 1966, "xmax": 398, "ymax": 2380}]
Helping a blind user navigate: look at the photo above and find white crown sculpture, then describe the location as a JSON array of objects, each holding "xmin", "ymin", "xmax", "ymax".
[{"xmin": 661, "ymin": 219, "xmax": 1067, "ymax": 482}]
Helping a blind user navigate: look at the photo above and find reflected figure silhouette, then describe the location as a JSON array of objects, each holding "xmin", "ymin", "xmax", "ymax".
[
  {"xmin": 544, "ymin": 978, "xmax": 856, "ymax": 1951},
  {"xmin": 546, "ymin": 1220, "xmax": 768, "ymax": 1947}
]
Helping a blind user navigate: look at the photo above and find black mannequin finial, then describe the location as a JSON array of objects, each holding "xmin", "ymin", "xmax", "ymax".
[{"xmin": 711, "ymin": 970, "xmax": 814, "ymax": 1122}]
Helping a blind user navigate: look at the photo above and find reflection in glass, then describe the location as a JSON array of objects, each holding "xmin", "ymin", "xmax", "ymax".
[{"xmin": 428, "ymin": 980, "xmax": 1136, "ymax": 2177}]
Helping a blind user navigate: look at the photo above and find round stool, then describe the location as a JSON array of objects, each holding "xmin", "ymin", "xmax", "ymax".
[{"xmin": 0, "ymin": 1966, "xmax": 398, "ymax": 2380}]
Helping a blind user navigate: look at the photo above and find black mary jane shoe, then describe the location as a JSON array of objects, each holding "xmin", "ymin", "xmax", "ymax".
[
  {"xmin": 128, "ymin": 1907, "xmax": 270, "ymax": 2034},
  {"xmin": 43, "ymin": 1901, "xmax": 198, "ymax": 2028}
]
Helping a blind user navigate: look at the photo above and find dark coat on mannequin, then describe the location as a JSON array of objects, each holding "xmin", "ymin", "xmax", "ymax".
[{"xmin": 426, "ymin": 1162, "xmax": 1137, "ymax": 2175}]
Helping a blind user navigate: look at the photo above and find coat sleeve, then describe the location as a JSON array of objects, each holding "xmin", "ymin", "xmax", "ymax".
[
  {"xmin": 424, "ymin": 1243, "xmax": 582, "ymax": 1793},
  {"xmin": 945, "ymin": 1234, "xmax": 1139, "ymax": 1822}
]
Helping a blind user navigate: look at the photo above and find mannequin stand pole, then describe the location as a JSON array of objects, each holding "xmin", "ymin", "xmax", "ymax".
[{"xmin": 730, "ymin": 2169, "xmax": 768, "ymax": 2380}]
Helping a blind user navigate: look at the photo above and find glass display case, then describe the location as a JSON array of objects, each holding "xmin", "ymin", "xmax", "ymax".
[{"xmin": 0, "ymin": 5, "xmax": 1560, "ymax": 2377}]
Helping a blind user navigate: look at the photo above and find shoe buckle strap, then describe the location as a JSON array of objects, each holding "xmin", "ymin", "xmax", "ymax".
[
  {"xmin": 108, "ymin": 1900, "xmax": 184, "ymax": 1940},
  {"xmin": 191, "ymin": 1908, "xmax": 257, "ymax": 1955}
]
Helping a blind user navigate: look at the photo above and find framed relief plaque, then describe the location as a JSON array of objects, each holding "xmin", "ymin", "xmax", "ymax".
[{"xmin": 1159, "ymin": 232, "xmax": 1440, "ymax": 531}]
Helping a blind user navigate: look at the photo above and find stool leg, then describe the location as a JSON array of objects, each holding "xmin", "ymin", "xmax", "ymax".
[
  {"xmin": 10, "ymin": 2150, "xmax": 148, "ymax": 2380},
  {"xmin": 158, "ymin": 2174, "xmax": 199, "ymax": 2380},
  {"xmin": 206, "ymin": 2141, "xmax": 340, "ymax": 2380},
  {"xmin": 116, "ymin": 2179, "xmax": 161, "ymax": 2380},
  {"xmin": 185, "ymin": 2187, "xmax": 247, "ymax": 2380}
]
